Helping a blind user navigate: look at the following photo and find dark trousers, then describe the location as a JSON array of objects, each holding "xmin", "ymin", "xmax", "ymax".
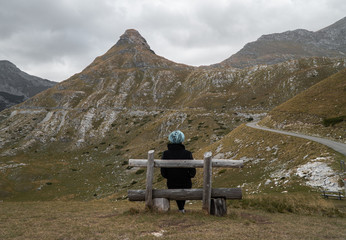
[
  {"xmin": 167, "ymin": 181, "xmax": 192, "ymax": 210},
  {"xmin": 176, "ymin": 200, "xmax": 185, "ymax": 211}
]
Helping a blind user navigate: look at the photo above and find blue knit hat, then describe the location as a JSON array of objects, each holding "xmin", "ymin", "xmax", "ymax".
[{"xmin": 168, "ymin": 130, "xmax": 185, "ymax": 144}]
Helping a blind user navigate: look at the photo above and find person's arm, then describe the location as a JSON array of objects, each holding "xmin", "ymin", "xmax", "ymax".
[{"xmin": 188, "ymin": 152, "xmax": 196, "ymax": 178}]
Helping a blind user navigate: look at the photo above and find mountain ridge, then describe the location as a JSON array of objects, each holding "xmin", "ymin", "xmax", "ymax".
[
  {"xmin": 218, "ymin": 16, "xmax": 346, "ymax": 68},
  {"xmin": 0, "ymin": 60, "xmax": 56, "ymax": 111}
]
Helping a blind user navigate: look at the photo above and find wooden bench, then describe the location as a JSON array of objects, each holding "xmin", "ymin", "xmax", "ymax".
[
  {"xmin": 127, "ymin": 150, "xmax": 243, "ymax": 216},
  {"xmin": 321, "ymin": 190, "xmax": 345, "ymax": 200}
]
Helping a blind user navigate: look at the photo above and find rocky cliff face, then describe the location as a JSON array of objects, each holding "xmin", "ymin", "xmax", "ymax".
[
  {"xmin": 0, "ymin": 29, "xmax": 345, "ymax": 200},
  {"xmin": 0, "ymin": 60, "xmax": 56, "ymax": 111},
  {"xmin": 219, "ymin": 17, "xmax": 346, "ymax": 68}
]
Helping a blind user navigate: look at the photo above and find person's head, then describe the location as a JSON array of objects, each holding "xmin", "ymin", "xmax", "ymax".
[{"xmin": 168, "ymin": 130, "xmax": 185, "ymax": 144}]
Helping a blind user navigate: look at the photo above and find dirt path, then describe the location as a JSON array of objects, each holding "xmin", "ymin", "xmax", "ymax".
[{"xmin": 247, "ymin": 122, "xmax": 346, "ymax": 156}]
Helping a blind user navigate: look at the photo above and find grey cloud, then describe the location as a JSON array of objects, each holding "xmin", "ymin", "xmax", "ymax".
[{"xmin": 0, "ymin": 0, "xmax": 345, "ymax": 81}]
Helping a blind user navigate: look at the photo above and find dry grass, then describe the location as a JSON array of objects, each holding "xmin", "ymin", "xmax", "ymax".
[
  {"xmin": 230, "ymin": 193, "xmax": 345, "ymax": 216},
  {"xmin": 1, "ymin": 200, "xmax": 345, "ymax": 240},
  {"xmin": 194, "ymin": 124, "xmax": 342, "ymax": 195}
]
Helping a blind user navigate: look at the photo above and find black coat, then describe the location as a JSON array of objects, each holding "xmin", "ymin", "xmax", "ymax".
[{"xmin": 160, "ymin": 143, "xmax": 196, "ymax": 189}]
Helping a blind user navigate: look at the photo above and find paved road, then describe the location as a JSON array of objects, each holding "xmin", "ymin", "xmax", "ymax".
[{"xmin": 246, "ymin": 122, "xmax": 346, "ymax": 156}]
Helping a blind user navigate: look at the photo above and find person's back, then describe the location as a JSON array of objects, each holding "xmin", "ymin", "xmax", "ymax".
[
  {"xmin": 161, "ymin": 143, "xmax": 195, "ymax": 187},
  {"xmin": 160, "ymin": 130, "xmax": 196, "ymax": 213}
]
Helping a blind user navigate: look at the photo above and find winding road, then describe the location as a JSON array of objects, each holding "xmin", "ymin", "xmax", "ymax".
[{"xmin": 246, "ymin": 122, "xmax": 346, "ymax": 156}]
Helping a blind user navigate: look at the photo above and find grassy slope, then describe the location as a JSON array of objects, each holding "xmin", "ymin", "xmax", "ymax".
[
  {"xmin": 260, "ymin": 68, "xmax": 346, "ymax": 142},
  {"xmin": 1, "ymin": 58, "xmax": 345, "ymax": 201},
  {"xmin": 194, "ymin": 124, "xmax": 344, "ymax": 194},
  {"xmin": 2, "ymin": 121, "xmax": 343, "ymax": 202},
  {"xmin": 0, "ymin": 108, "xmax": 243, "ymax": 201},
  {"xmin": 1, "ymin": 108, "xmax": 344, "ymax": 201}
]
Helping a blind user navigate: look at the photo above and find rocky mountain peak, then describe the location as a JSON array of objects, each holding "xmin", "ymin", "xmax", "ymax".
[
  {"xmin": 0, "ymin": 60, "xmax": 15, "ymax": 65},
  {"xmin": 87, "ymin": 29, "xmax": 190, "ymax": 70},
  {"xmin": 116, "ymin": 29, "xmax": 152, "ymax": 51},
  {"xmin": 0, "ymin": 60, "xmax": 18, "ymax": 71},
  {"xmin": 318, "ymin": 16, "xmax": 346, "ymax": 32}
]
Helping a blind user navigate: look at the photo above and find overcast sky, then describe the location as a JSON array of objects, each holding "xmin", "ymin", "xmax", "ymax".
[{"xmin": 1, "ymin": 0, "xmax": 345, "ymax": 82}]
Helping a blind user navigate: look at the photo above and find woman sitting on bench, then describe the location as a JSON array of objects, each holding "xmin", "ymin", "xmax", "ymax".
[{"xmin": 160, "ymin": 130, "xmax": 196, "ymax": 213}]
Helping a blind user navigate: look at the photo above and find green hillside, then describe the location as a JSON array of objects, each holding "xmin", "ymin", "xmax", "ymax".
[{"xmin": 260, "ymin": 68, "xmax": 346, "ymax": 142}]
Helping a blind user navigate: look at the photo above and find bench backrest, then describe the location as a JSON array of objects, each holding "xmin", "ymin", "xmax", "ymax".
[{"xmin": 128, "ymin": 150, "xmax": 243, "ymax": 214}]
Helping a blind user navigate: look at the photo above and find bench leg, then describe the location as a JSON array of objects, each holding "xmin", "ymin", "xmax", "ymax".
[
  {"xmin": 153, "ymin": 198, "xmax": 170, "ymax": 212},
  {"xmin": 210, "ymin": 198, "xmax": 227, "ymax": 217}
]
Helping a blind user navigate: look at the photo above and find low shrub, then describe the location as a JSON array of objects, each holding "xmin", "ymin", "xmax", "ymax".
[
  {"xmin": 322, "ymin": 116, "xmax": 345, "ymax": 127},
  {"xmin": 135, "ymin": 169, "xmax": 145, "ymax": 175}
]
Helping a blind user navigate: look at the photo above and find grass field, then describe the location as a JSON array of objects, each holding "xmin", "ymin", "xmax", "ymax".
[{"xmin": 1, "ymin": 197, "xmax": 345, "ymax": 240}]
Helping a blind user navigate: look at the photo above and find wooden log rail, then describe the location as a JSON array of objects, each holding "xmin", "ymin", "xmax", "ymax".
[
  {"xmin": 128, "ymin": 150, "xmax": 244, "ymax": 215},
  {"xmin": 128, "ymin": 188, "xmax": 242, "ymax": 201},
  {"xmin": 128, "ymin": 159, "xmax": 244, "ymax": 168}
]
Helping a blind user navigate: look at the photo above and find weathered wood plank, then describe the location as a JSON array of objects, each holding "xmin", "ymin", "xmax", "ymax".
[
  {"xmin": 129, "ymin": 159, "xmax": 243, "ymax": 168},
  {"xmin": 145, "ymin": 150, "xmax": 155, "ymax": 209},
  {"xmin": 128, "ymin": 188, "xmax": 242, "ymax": 201},
  {"xmin": 203, "ymin": 152, "xmax": 212, "ymax": 213}
]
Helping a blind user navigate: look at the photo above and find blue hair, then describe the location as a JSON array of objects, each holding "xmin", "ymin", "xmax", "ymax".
[{"xmin": 168, "ymin": 130, "xmax": 185, "ymax": 144}]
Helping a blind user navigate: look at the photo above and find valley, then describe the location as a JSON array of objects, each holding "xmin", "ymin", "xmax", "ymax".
[{"xmin": 0, "ymin": 25, "xmax": 345, "ymax": 203}]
